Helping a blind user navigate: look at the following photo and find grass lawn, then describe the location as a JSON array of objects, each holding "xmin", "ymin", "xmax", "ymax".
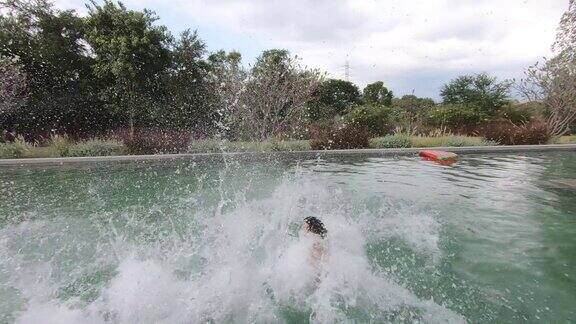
[{"xmin": 555, "ymin": 135, "xmax": 576, "ymax": 144}]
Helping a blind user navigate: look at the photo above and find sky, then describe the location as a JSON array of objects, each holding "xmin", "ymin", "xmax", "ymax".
[{"xmin": 53, "ymin": 0, "xmax": 568, "ymax": 99}]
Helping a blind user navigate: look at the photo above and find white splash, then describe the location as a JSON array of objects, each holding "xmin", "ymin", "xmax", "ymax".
[{"xmin": 4, "ymin": 174, "xmax": 464, "ymax": 323}]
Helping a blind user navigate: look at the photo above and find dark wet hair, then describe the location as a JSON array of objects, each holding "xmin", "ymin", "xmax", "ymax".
[{"xmin": 304, "ymin": 217, "xmax": 327, "ymax": 238}]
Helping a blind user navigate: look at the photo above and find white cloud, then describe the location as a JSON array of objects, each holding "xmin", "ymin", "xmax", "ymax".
[
  {"xmin": 53, "ymin": 0, "xmax": 567, "ymax": 97},
  {"xmin": 171, "ymin": 0, "xmax": 566, "ymax": 97}
]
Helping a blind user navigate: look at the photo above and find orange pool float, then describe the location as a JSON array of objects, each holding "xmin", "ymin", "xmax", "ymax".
[{"xmin": 419, "ymin": 150, "xmax": 458, "ymax": 165}]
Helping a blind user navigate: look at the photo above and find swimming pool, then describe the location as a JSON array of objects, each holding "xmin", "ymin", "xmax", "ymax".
[{"xmin": 1, "ymin": 152, "xmax": 575, "ymax": 323}]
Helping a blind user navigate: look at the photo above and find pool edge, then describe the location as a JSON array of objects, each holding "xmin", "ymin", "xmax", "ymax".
[{"xmin": 1, "ymin": 144, "xmax": 575, "ymax": 166}]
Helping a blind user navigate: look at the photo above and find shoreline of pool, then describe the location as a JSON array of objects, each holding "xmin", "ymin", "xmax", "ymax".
[{"xmin": 1, "ymin": 143, "xmax": 575, "ymax": 166}]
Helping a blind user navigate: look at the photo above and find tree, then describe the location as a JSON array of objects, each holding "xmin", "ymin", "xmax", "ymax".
[
  {"xmin": 427, "ymin": 104, "xmax": 484, "ymax": 129},
  {"xmin": 307, "ymin": 78, "xmax": 361, "ymax": 121},
  {"xmin": 164, "ymin": 29, "xmax": 214, "ymax": 131},
  {"xmin": 209, "ymin": 50, "xmax": 242, "ymax": 68},
  {"xmin": 518, "ymin": 0, "xmax": 576, "ymax": 136},
  {"xmin": 0, "ymin": 0, "xmax": 101, "ymax": 136},
  {"xmin": 441, "ymin": 73, "xmax": 511, "ymax": 116},
  {"xmin": 0, "ymin": 56, "xmax": 27, "ymax": 114},
  {"xmin": 391, "ymin": 95, "xmax": 436, "ymax": 132},
  {"xmin": 226, "ymin": 49, "xmax": 321, "ymax": 140},
  {"xmin": 85, "ymin": 0, "xmax": 172, "ymax": 135},
  {"xmin": 206, "ymin": 50, "xmax": 247, "ymax": 137},
  {"xmin": 253, "ymin": 49, "xmax": 291, "ymax": 73},
  {"xmin": 363, "ymin": 81, "xmax": 393, "ymax": 106},
  {"xmin": 392, "ymin": 95, "xmax": 435, "ymax": 114}
]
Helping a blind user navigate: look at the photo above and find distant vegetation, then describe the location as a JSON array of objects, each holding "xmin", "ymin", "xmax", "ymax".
[{"xmin": 1, "ymin": 0, "xmax": 575, "ymax": 157}]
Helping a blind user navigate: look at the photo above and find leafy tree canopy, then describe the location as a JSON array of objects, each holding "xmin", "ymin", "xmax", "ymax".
[
  {"xmin": 162, "ymin": 29, "xmax": 214, "ymax": 130},
  {"xmin": 0, "ymin": 0, "xmax": 102, "ymax": 134},
  {"xmin": 84, "ymin": 0, "xmax": 173, "ymax": 131},
  {"xmin": 440, "ymin": 73, "xmax": 511, "ymax": 115},
  {"xmin": 308, "ymin": 78, "xmax": 361, "ymax": 120},
  {"xmin": 363, "ymin": 81, "xmax": 393, "ymax": 106},
  {"xmin": 0, "ymin": 56, "xmax": 28, "ymax": 114},
  {"xmin": 85, "ymin": 0, "xmax": 172, "ymax": 86},
  {"xmin": 208, "ymin": 50, "xmax": 242, "ymax": 70},
  {"xmin": 172, "ymin": 29, "xmax": 207, "ymax": 74},
  {"xmin": 253, "ymin": 49, "xmax": 290, "ymax": 74},
  {"xmin": 392, "ymin": 95, "xmax": 435, "ymax": 114}
]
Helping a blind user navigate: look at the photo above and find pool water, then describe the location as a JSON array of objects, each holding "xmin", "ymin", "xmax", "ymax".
[{"xmin": 1, "ymin": 152, "xmax": 575, "ymax": 323}]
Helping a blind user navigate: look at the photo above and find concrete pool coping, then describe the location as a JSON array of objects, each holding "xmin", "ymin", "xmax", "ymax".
[{"xmin": 1, "ymin": 144, "xmax": 575, "ymax": 166}]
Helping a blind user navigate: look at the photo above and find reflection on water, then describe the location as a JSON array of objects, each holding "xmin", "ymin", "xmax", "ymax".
[{"xmin": 0, "ymin": 152, "xmax": 575, "ymax": 323}]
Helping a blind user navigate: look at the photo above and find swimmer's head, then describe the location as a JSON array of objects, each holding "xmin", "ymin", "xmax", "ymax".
[{"xmin": 303, "ymin": 217, "xmax": 327, "ymax": 238}]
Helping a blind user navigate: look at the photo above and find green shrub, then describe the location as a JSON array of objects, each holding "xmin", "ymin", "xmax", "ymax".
[
  {"xmin": 389, "ymin": 109, "xmax": 416, "ymax": 131},
  {"xmin": 409, "ymin": 136, "xmax": 445, "ymax": 148},
  {"xmin": 410, "ymin": 135, "xmax": 495, "ymax": 148},
  {"xmin": 499, "ymin": 104, "xmax": 535, "ymax": 124},
  {"xmin": 226, "ymin": 141, "xmax": 273, "ymax": 152},
  {"xmin": 444, "ymin": 136, "xmax": 480, "ymax": 147},
  {"xmin": 47, "ymin": 135, "xmax": 72, "ymax": 157},
  {"xmin": 67, "ymin": 139, "xmax": 126, "ymax": 157},
  {"xmin": 553, "ymin": 135, "xmax": 576, "ymax": 144},
  {"xmin": 0, "ymin": 136, "xmax": 30, "ymax": 158},
  {"xmin": 427, "ymin": 104, "xmax": 486, "ymax": 129},
  {"xmin": 370, "ymin": 133, "xmax": 412, "ymax": 148},
  {"xmin": 344, "ymin": 104, "xmax": 394, "ymax": 136},
  {"xmin": 24, "ymin": 146, "xmax": 60, "ymax": 158},
  {"xmin": 370, "ymin": 133, "xmax": 497, "ymax": 149}
]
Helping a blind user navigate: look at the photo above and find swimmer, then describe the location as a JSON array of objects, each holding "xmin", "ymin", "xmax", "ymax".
[{"xmin": 301, "ymin": 217, "xmax": 328, "ymax": 270}]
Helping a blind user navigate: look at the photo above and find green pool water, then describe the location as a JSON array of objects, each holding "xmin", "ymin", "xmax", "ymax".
[{"xmin": 0, "ymin": 152, "xmax": 575, "ymax": 323}]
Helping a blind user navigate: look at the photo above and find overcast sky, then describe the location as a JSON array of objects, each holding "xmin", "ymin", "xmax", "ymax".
[{"xmin": 54, "ymin": 0, "xmax": 567, "ymax": 99}]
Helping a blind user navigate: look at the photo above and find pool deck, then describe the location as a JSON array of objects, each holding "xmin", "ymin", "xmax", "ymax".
[{"xmin": 1, "ymin": 144, "xmax": 575, "ymax": 166}]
